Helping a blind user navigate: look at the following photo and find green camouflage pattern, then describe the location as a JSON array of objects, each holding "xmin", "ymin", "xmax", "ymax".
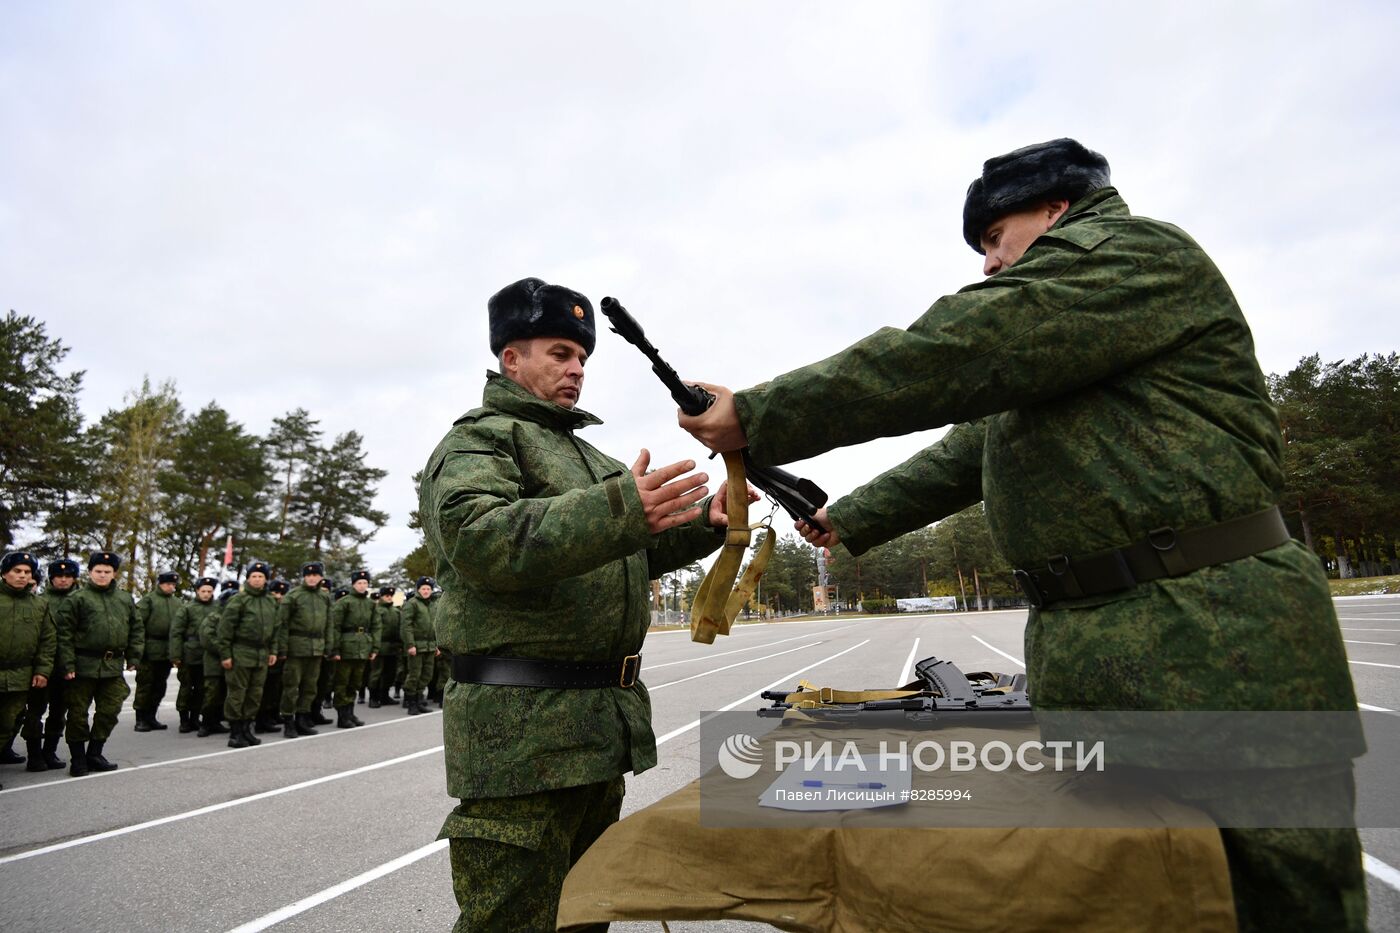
[
  {"xmin": 170, "ymin": 596, "xmax": 217, "ymax": 665},
  {"xmin": 331, "ymin": 657, "xmax": 368, "ymax": 708},
  {"xmin": 276, "ymin": 583, "xmax": 332, "ymax": 658},
  {"xmin": 330, "ymin": 590, "xmax": 380, "ymax": 660},
  {"xmin": 279, "ymin": 655, "xmax": 321, "ymax": 715},
  {"xmin": 0, "ymin": 581, "xmax": 56, "ymax": 692},
  {"xmin": 215, "ymin": 584, "xmax": 279, "ymax": 666},
  {"xmin": 224, "ymin": 660, "xmax": 268, "ymax": 720},
  {"xmin": 400, "ymin": 593, "xmax": 436, "ymax": 651},
  {"xmin": 198, "ymin": 599, "xmax": 226, "ymax": 671},
  {"xmin": 65, "ymin": 674, "xmax": 130, "ymax": 743},
  {"xmin": 737, "ymin": 189, "xmax": 1361, "ymax": 754},
  {"xmin": 377, "ymin": 601, "xmax": 402, "ymax": 654},
  {"xmin": 54, "ymin": 580, "xmax": 143, "ymax": 679},
  {"xmin": 420, "ymin": 373, "xmax": 723, "ymax": 798},
  {"xmin": 135, "ymin": 589, "xmax": 182, "ymax": 662},
  {"xmin": 439, "ymin": 776, "xmax": 623, "ymax": 932}
]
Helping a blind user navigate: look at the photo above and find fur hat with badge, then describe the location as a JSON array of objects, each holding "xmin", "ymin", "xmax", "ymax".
[
  {"xmin": 962, "ymin": 138, "xmax": 1111, "ymax": 253},
  {"xmin": 488, "ymin": 277, "xmax": 595, "ymax": 357}
]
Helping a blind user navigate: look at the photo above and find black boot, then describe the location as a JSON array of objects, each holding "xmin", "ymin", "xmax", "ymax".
[
  {"xmin": 68, "ymin": 741, "xmax": 89, "ymax": 777},
  {"xmin": 244, "ymin": 720, "xmax": 262, "ymax": 746},
  {"xmin": 228, "ymin": 720, "xmax": 249, "ymax": 748},
  {"xmin": 336, "ymin": 706, "xmax": 355, "ymax": 729},
  {"xmin": 253, "ymin": 713, "xmax": 279, "ymax": 734},
  {"xmin": 178, "ymin": 710, "xmax": 195, "ymax": 733},
  {"xmin": 86, "ymin": 740, "xmax": 118, "ymax": 772},
  {"xmin": 405, "ymin": 694, "xmax": 420, "ymax": 716},
  {"xmin": 283, "ymin": 715, "xmax": 297, "ymax": 739},
  {"xmin": 133, "ymin": 710, "xmax": 152, "ymax": 732},
  {"xmin": 310, "ymin": 703, "xmax": 332, "ymax": 725},
  {"xmin": 1, "ymin": 735, "xmax": 25, "ymax": 764},
  {"xmin": 147, "ymin": 710, "xmax": 168, "ymax": 730},
  {"xmin": 26, "ymin": 739, "xmax": 46, "ymax": 772},
  {"xmin": 368, "ymin": 692, "xmax": 381, "ymax": 709},
  {"xmin": 349, "ymin": 706, "xmax": 365, "ymax": 726},
  {"xmin": 418, "ymin": 694, "xmax": 433, "ymax": 714},
  {"xmin": 295, "ymin": 713, "xmax": 319, "ymax": 736},
  {"xmin": 42, "ymin": 735, "xmax": 65, "ymax": 769}
]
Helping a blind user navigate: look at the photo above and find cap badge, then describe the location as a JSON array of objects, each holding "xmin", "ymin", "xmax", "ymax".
[{"xmin": 573, "ymin": 305, "xmax": 585, "ymax": 319}]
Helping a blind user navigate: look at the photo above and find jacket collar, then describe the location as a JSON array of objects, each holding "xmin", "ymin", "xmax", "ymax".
[
  {"xmin": 1053, "ymin": 186, "xmax": 1128, "ymax": 230},
  {"xmin": 475, "ymin": 371, "xmax": 602, "ymax": 432}
]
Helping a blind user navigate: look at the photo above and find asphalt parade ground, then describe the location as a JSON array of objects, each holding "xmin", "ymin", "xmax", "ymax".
[{"xmin": 2, "ymin": 597, "xmax": 1399, "ymax": 932}]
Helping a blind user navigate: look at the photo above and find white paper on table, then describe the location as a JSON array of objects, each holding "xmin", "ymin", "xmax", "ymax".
[{"xmin": 758, "ymin": 754, "xmax": 912, "ymax": 811}]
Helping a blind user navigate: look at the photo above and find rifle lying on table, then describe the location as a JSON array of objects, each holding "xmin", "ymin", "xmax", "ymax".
[
  {"xmin": 758, "ymin": 656, "xmax": 1033, "ymax": 720},
  {"xmin": 600, "ymin": 296, "xmax": 829, "ymax": 644}
]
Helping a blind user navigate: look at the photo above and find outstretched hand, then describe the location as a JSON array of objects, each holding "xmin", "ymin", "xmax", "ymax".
[
  {"xmin": 708, "ymin": 481, "xmax": 760, "ymax": 527},
  {"xmin": 795, "ymin": 507, "xmax": 839, "ymax": 548},
  {"xmin": 632, "ymin": 449, "xmax": 709, "ymax": 534},
  {"xmin": 677, "ymin": 382, "xmax": 747, "ymax": 453}
]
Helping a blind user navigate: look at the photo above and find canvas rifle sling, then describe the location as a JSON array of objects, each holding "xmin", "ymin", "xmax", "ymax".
[{"xmin": 690, "ymin": 450, "xmax": 775, "ymax": 644}]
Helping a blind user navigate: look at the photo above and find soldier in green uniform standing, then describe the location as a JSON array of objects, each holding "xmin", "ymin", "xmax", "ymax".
[
  {"xmin": 277, "ymin": 561, "xmax": 332, "ymax": 738},
  {"xmin": 215, "ymin": 562, "xmax": 279, "ymax": 749},
  {"xmin": 310, "ymin": 577, "xmax": 337, "ymax": 723},
  {"xmin": 420, "ymin": 277, "xmax": 731, "ymax": 931},
  {"xmin": 678, "ymin": 139, "xmax": 1367, "ymax": 933},
  {"xmin": 169, "ymin": 576, "xmax": 218, "ymax": 733},
  {"xmin": 133, "ymin": 569, "xmax": 181, "ymax": 731},
  {"xmin": 367, "ymin": 585, "xmax": 400, "ymax": 708},
  {"xmin": 254, "ymin": 578, "xmax": 291, "ymax": 734},
  {"xmin": 196, "ymin": 580, "xmax": 239, "ymax": 737},
  {"xmin": 31, "ymin": 558, "xmax": 79, "ymax": 769},
  {"xmin": 329, "ymin": 570, "xmax": 379, "ymax": 729},
  {"xmin": 1, "ymin": 552, "xmax": 57, "ymax": 782},
  {"xmin": 398, "ymin": 576, "xmax": 437, "ymax": 716},
  {"xmin": 54, "ymin": 551, "xmax": 142, "ymax": 777}
]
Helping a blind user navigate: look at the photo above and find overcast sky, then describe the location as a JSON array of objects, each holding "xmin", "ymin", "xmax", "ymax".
[{"xmin": 4, "ymin": 2, "xmax": 1398, "ymax": 573}]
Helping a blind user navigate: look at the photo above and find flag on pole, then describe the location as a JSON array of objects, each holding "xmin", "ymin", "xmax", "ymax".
[{"xmin": 223, "ymin": 534, "xmax": 234, "ymax": 566}]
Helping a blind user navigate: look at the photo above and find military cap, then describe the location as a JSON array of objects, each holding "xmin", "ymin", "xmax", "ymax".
[
  {"xmin": 333, "ymin": 587, "xmax": 348, "ymax": 600},
  {"xmin": 194, "ymin": 576, "xmax": 219, "ymax": 589},
  {"xmin": 318, "ymin": 578, "xmax": 333, "ymax": 591},
  {"xmin": 962, "ymin": 138, "xmax": 1111, "ymax": 253},
  {"xmin": 377, "ymin": 585, "xmax": 396, "ymax": 597},
  {"xmin": 270, "ymin": 578, "xmax": 290, "ymax": 594},
  {"xmin": 48, "ymin": 558, "xmax": 80, "ymax": 579},
  {"xmin": 488, "ymin": 277, "xmax": 596, "ymax": 356},
  {"xmin": 157, "ymin": 570, "xmax": 179, "ymax": 585},
  {"xmin": 88, "ymin": 550, "xmax": 122, "ymax": 570},
  {"xmin": 301, "ymin": 561, "xmax": 325, "ymax": 577},
  {"xmin": 2, "ymin": 551, "xmax": 39, "ymax": 574},
  {"xmin": 415, "ymin": 576, "xmax": 436, "ymax": 588},
  {"xmin": 350, "ymin": 569, "xmax": 371, "ymax": 583},
  {"xmin": 220, "ymin": 579, "xmax": 241, "ymax": 592},
  {"xmin": 246, "ymin": 560, "xmax": 271, "ymax": 577}
]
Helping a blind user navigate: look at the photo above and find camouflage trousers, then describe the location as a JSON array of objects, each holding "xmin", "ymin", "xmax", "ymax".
[
  {"xmin": 402, "ymin": 651, "xmax": 431, "ymax": 695},
  {"xmin": 133, "ymin": 659, "xmax": 172, "ymax": 713},
  {"xmin": 201, "ymin": 673, "xmax": 226, "ymax": 722},
  {"xmin": 259, "ymin": 657, "xmax": 284, "ymax": 719},
  {"xmin": 315, "ymin": 657, "xmax": 336, "ymax": 707},
  {"xmin": 440, "ymin": 777, "xmax": 624, "ymax": 932},
  {"xmin": 0, "ymin": 689, "xmax": 37, "ymax": 745},
  {"xmin": 280, "ymin": 656, "xmax": 322, "ymax": 716},
  {"xmin": 1144, "ymin": 763, "xmax": 1368, "ymax": 933},
  {"xmin": 368, "ymin": 653, "xmax": 398, "ymax": 694},
  {"xmin": 224, "ymin": 661, "xmax": 268, "ymax": 721},
  {"xmin": 174, "ymin": 662, "xmax": 204, "ymax": 713},
  {"xmin": 66, "ymin": 675, "xmax": 130, "ymax": 742},
  {"xmin": 33, "ymin": 671, "xmax": 67, "ymax": 738},
  {"xmin": 332, "ymin": 659, "xmax": 369, "ymax": 708}
]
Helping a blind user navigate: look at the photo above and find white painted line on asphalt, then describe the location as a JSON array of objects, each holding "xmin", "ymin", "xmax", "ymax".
[
  {"xmin": 224, "ymin": 840, "xmax": 450, "ymax": 933},
  {"xmin": 970, "ymin": 634, "xmax": 1025, "ymax": 668},
  {"xmin": 1341, "ymin": 628, "xmax": 1400, "ymax": 632},
  {"xmin": 1338, "ymin": 617, "xmax": 1400, "ymax": 621},
  {"xmin": 649, "ymin": 641, "xmax": 826, "ymax": 690},
  {"xmin": 1365, "ymin": 853, "xmax": 1400, "ymax": 894},
  {"xmin": 1344, "ymin": 640, "xmax": 1397, "ymax": 646},
  {"xmin": 0, "ymin": 746, "xmax": 444, "ymax": 865},
  {"xmin": 1350, "ymin": 660, "xmax": 1400, "ymax": 670},
  {"xmin": 1358, "ymin": 703, "xmax": 1393, "ymax": 711},
  {"xmin": 653, "ymin": 639, "xmax": 873, "ymax": 747},
  {"xmin": 0, "ymin": 710, "xmax": 443, "ymax": 797},
  {"xmin": 645, "ymin": 629, "xmax": 853, "ymax": 670},
  {"xmin": 897, "ymin": 638, "xmax": 920, "ymax": 687}
]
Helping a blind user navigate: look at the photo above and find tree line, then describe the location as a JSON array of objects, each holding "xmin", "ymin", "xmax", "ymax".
[{"xmin": 1, "ymin": 311, "xmax": 389, "ymax": 591}]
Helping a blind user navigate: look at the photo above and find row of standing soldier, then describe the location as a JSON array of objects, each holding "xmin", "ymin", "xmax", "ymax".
[{"xmin": 0, "ymin": 550, "xmax": 446, "ymax": 783}]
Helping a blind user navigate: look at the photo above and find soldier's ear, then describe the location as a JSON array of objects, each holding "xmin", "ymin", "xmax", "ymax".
[{"xmin": 1046, "ymin": 198, "xmax": 1070, "ymax": 225}]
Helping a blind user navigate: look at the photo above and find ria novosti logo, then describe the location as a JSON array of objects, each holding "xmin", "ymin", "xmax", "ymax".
[{"xmin": 717, "ymin": 733, "xmax": 764, "ymax": 779}]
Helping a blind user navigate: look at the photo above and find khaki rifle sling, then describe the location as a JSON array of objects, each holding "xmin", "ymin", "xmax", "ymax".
[{"xmin": 690, "ymin": 450, "xmax": 774, "ymax": 644}]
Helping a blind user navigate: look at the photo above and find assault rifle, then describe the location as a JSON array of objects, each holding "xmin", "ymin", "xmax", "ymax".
[
  {"xmin": 600, "ymin": 296, "xmax": 828, "ymax": 528},
  {"xmin": 758, "ymin": 656, "xmax": 1033, "ymax": 721}
]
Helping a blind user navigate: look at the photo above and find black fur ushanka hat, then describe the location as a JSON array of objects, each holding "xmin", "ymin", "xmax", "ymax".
[
  {"xmin": 962, "ymin": 138, "xmax": 1111, "ymax": 253},
  {"xmin": 488, "ymin": 277, "xmax": 596, "ymax": 357}
]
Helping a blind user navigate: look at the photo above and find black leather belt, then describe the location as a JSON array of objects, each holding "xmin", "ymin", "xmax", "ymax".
[
  {"xmin": 1014, "ymin": 506, "xmax": 1291, "ymax": 610},
  {"xmin": 76, "ymin": 648, "xmax": 125, "ymax": 659},
  {"xmin": 452, "ymin": 654, "xmax": 642, "ymax": 689}
]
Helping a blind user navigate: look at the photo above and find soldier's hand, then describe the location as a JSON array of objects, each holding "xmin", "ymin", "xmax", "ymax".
[
  {"xmin": 709, "ymin": 481, "xmax": 760, "ymax": 527},
  {"xmin": 631, "ymin": 449, "xmax": 708, "ymax": 534},
  {"xmin": 435, "ymin": 648, "xmax": 441, "ymax": 657},
  {"xmin": 331, "ymin": 655, "xmax": 341, "ymax": 662},
  {"xmin": 677, "ymin": 382, "xmax": 747, "ymax": 453},
  {"xmin": 32, "ymin": 673, "xmax": 48, "ymax": 688},
  {"xmin": 796, "ymin": 508, "xmax": 840, "ymax": 547},
  {"xmin": 127, "ymin": 663, "xmax": 138, "ymax": 671},
  {"xmin": 171, "ymin": 660, "xmax": 181, "ymax": 668},
  {"xmin": 65, "ymin": 672, "xmax": 76, "ymax": 681},
  {"xmin": 267, "ymin": 654, "xmax": 277, "ymax": 667},
  {"xmin": 221, "ymin": 658, "xmax": 234, "ymax": 670},
  {"xmin": 369, "ymin": 652, "xmax": 378, "ymax": 661},
  {"xmin": 407, "ymin": 646, "xmax": 417, "ymax": 657}
]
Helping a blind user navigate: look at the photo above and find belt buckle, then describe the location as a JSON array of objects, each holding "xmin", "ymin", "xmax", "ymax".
[
  {"xmin": 1013, "ymin": 569, "xmax": 1044, "ymax": 610},
  {"xmin": 619, "ymin": 654, "xmax": 641, "ymax": 688}
]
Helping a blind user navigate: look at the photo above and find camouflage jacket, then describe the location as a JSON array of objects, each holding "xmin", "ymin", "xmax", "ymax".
[
  {"xmin": 55, "ymin": 580, "xmax": 143, "ymax": 678},
  {"xmin": 0, "ymin": 581, "xmax": 57, "ymax": 691},
  {"xmin": 277, "ymin": 583, "xmax": 333, "ymax": 658},
  {"xmin": 735, "ymin": 188, "xmax": 1362, "ymax": 766},
  {"xmin": 199, "ymin": 596, "xmax": 233, "ymax": 671},
  {"xmin": 135, "ymin": 589, "xmax": 183, "ymax": 661},
  {"xmin": 170, "ymin": 597, "xmax": 217, "ymax": 665},
  {"xmin": 421, "ymin": 372, "xmax": 724, "ymax": 798},
  {"xmin": 331, "ymin": 590, "xmax": 380, "ymax": 660},
  {"xmin": 215, "ymin": 585, "xmax": 279, "ymax": 666},
  {"xmin": 400, "ymin": 594, "xmax": 437, "ymax": 652},
  {"xmin": 377, "ymin": 603, "xmax": 402, "ymax": 653}
]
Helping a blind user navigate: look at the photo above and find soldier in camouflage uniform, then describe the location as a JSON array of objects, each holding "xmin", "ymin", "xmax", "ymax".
[
  {"xmin": 367, "ymin": 585, "xmax": 400, "ymax": 708},
  {"xmin": 169, "ymin": 576, "xmax": 218, "ymax": 733},
  {"xmin": 196, "ymin": 580, "xmax": 239, "ymax": 736},
  {"xmin": 329, "ymin": 570, "xmax": 379, "ymax": 728},
  {"xmin": 398, "ymin": 577, "xmax": 437, "ymax": 715},
  {"xmin": 1, "ymin": 552, "xmax": 57, "ymax": 780},
  {"xmin": 54, "ymin": 551, "xmax": 142, "ymax": 776},
  {"xmin": 215, "ymin": 562, "xmax": 279, "ymax": 748},
  {"xmin": 31, "ymin": 558, "xmax": 79, "ymax": 768},
  {"xmin": 277, "ymin": 562, "xmax": 332, "ymax": 738},
  {"xmin": 679, "ymin": 139, "xmax": 1367, "ymax": 933},
  {"xmin": 254, "ymin": 578, "xmax": 291, "ymax": 734},
  {"xmin": 311, "ymin": 578, "xmax": 338, "ymax": 721},
  {"xmin": 420, "ymin": 277, "xmax": 730, "ymax": 931},
  {"xmin": 133, "ymin": 569, "xmax": 181, "ymax": 731}
]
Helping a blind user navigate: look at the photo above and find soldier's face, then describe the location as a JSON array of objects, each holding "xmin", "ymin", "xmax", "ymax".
[
  {"xmin": 304, "ymin": 573, "xmax": 323, "ymax": 588},
  {"xmin": 418, "ymin": 584, "xmax": 433, "ymax": 599},
  {"xmin": 3, "ymin": 565, "xmax": 32, "ymax": 588},
  {"xmin": 502, "ymin": 337, "xmax": 587, "ymax": 408},
  {"xmin": 197, "ymin": 584, "xmax": 214, "ymax": 601},
  {"xmin": 353, "ymin": 579, "xmax": 370, "ymax": 594},
  {"xmin": 50, "ymin": 574, "xmax": 76, "ymax": 592},
  {"xmin": 159, "ymin": 581, "xmax": 176, "ymax": 594},
  {"xmin": 979, "ymin": 199, "xmax": 1069, "ymax": 276},
  {"xmin": 89, "ymin": 565, "xmax": 116, "ymax": 586},
  {"xmin": 247, "ymin": 571, "xmax": 267, "ymax": 590}
]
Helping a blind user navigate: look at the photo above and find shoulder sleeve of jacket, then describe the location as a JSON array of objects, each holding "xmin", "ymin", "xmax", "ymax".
[
  {"xmin": 828, "ymin": 420, "xmax": 988, "ymax": 556},
  {"xmin": 126, "ymin": 591, "xmax": 144, "ymax": 658},
  {"xmin": 36, "ymin": 598, "xmax": 57, "ymax": 674},
  {"xmin": 421, "ymin": 420, "xmax": 655, "ymax": 592},
  {"xmin": 734, "ymin": 226, "xmax": 1231, "ymax": 465}
]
